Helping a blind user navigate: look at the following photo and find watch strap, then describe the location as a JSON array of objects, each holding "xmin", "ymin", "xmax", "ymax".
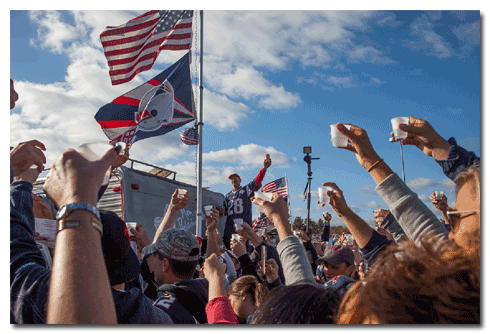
[{"xmin": 56, "ymin": 202, "xmax": 101, "ymax": 222}]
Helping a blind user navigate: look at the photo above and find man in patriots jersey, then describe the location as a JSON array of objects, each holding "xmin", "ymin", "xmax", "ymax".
[{"xmin": 221, "ymin": 156, "xmax": 272, "ymax": 249}]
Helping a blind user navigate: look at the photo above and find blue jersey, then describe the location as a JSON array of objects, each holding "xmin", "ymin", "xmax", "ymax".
[{"xmin": 223, "ymin": 179, "xmax": 261, "ymax": 237}]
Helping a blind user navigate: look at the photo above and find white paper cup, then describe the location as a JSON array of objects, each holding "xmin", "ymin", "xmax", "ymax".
[
  {"xmin": 330, "ymin": 124, "xmax": 351, "ymax": 148},
  {"xmin": 318, "ymin": 186, "xmax": 333, "ymax": 204},
  {"xmin": 435, "ymin": 191, "xmax": 444, "ymax": 200},
  {"xmin": 125, "ymin": 222, "xmax": 137, "ymax": 236},
  {"xmin": 77, "ymin": 142, "xmax": 126, "ymax": 186},
  {"xmin": 177, "ymin": 189, "xmax": 188, "ymax": 198},
  {"xmin": 233, "ymin": 218, "xmax": 244, "ymax": 231},
  {"xmin": 254, "ymin": 191, "xmax": 273, "ymax": 212},
  {"xmin": 293, "ymin": 231, "xmax": 301, "ymax": 238},
  {"xmin": 345, "ymin": 234, "xmax": 354, "ymax": 245},
  {"xmin": 204, "ymin": 205, "xmax": 213, "ymax": 216},
  {"xmin": 232, "ymin": 234, "xmax": 241, "ymax": 241},
  {"xmin": 391, "ymin": 117, "xmax": 410, "ymax": 140}
]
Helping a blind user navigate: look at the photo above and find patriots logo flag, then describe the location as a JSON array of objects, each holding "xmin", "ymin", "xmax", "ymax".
[
  {"xmin": 94, "ymin": 52, "xmax": 195, "ymax": 148},
  {"xmin": 253, "ymin": 176, "xmax": 288, "ymax": 229}
]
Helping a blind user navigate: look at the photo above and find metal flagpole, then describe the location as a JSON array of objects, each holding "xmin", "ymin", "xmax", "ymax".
[{"xmin": 196, "ymin": 10, "xmax": 204, "ymax": 237}]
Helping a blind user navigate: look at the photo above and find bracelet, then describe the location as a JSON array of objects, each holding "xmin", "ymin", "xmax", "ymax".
[
  {"xmin": 57, "ymin": 216, "xmax": 103, "ymax": 237},
  {"xmin": 366, "ymin": 159, "xmax": 384, "ymax": 172}
]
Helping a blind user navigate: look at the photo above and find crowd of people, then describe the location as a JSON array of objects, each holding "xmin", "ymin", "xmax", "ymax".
[{"xmin": 10, "ymin": 78, "xmax": 480, "ymax": 324}]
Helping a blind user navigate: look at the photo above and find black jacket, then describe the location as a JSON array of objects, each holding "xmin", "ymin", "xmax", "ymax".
[{"xmin": 155, "ymin": 278, "xmax": 209, "ymax": 324}]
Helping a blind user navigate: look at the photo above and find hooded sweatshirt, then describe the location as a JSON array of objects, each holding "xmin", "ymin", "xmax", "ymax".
[{"xmin": 155, "ymin": 278, "xmax": 209, "ymax": 324}]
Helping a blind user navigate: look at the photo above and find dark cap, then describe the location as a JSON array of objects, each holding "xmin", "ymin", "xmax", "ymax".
[
  {"xmin": 142, "ymin": 228, "xmax": 200, "ymax": 262},
  {"xmin": 100, "ymin": 211, "xmax": 141, "ymax": 286},
  {"xmin": 228, "ymin": 173, "xmax": 241, "ymax": 180},
  {"xmin": 315, "ymin": 244, "xmax": 355, "ymax": 266}
]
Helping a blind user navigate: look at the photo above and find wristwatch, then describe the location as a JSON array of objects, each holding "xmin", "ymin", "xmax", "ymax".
[
  {"xmin": 56, "ymin": 202, "xmax": 102, "ymax": 236},
  {"xmin": 56, "ymin": 202, "xmax": 101, "ymax": 222}
]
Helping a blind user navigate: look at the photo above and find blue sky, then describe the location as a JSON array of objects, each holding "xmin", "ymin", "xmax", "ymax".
[{"xmin": 9, "ymin": 9, "xmax": 482, "ymax": 227}]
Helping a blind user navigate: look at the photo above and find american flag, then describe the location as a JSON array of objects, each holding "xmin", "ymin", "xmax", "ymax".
[
  {"xmin": 180, "ymin": 127, "xmax": 199, "ymax": 145},
  {"xmin": 253, "ymin": 176, "xmax": 288, "ymax": 229},
  {"xmin": 261, "ymin": 177, "xmax": 288, "ymax": 199},
  {"xmin": 100, "ymin": 10, "xmax": 194, "ymax": 85}
]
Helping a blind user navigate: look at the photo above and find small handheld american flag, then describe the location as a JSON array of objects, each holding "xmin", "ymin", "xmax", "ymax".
[{"xmin": 253, "ymin": 176, "xmax": 288, "ymax": 229}]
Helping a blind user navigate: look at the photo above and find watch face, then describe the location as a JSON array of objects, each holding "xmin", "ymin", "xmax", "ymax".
[{"xmin": 56, "ymin": 206, "xmax": 68, "ymax": 219}]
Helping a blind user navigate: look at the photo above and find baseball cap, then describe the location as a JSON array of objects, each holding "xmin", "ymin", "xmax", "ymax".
[
  {"xmin": 142, "ymin": 228, "xmax": 200, "ymax": 261},
  {"xmin": 315, "ymin": 244, "xmax": 355, "ymax": 266},
  {"xmin": 99, "ymin": 211, "xmax": 141, "ymax": 286},
  {"xmin": 228, "ymin": 173, "xmax": 241, "ymax": 180}
]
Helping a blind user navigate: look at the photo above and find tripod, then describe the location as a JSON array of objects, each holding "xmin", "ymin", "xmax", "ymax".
[{"xmin": 303, "ymin": 151, "xmax": 319, "ymax": 231}]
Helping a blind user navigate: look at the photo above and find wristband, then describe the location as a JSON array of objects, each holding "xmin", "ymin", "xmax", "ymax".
[{"xmin": 366, "ymin": 159, "xmax": 384, "ymax": 172}]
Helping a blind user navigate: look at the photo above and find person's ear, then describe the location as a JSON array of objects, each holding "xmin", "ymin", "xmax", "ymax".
[{"xmin": 162, "ymin": 258, "xmax": 170, "ymax": 272}]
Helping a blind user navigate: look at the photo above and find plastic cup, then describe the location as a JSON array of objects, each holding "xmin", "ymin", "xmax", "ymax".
[
  {"xmin": 204, "ymin": 205, "xmax": 213, "ymax": 216},
  {"xmin": 233, "ymin": 218, "xmax": 243, "ymax": 231},
  {"xmin": 232, "ymin": 234, "xmax": 241, "ymax": 241},
  {"xmin": 77, "ymin": 142, "xmax": 126, "ymax": 186},
  {"xmin": 435, "ymin": 191, "xmax": 444, "ymax": 200},
  {"xmin": 345, "ymin": 234, "xmax": 354, "ymax": 245},
  {"xmin": 177, "ymin": 189, "xmax": 188, "ymax": 198},
  {"xmin": 318, "ymin": 186, "xmax": 333, "ymax": 204},
  {"xmin": 254, "ymin": 191, "xmax": 273, "ymax": 212},
  {"xmin": 391, "ymin": 117, "xmax": 410, "ymax": 140},
  {"xmin": 125, "ymin": 222, "xmax": 137, "ymax": 236},
  {"xmin": 330, "ymin": 124, "xmax": 351, "ymax": 148}
]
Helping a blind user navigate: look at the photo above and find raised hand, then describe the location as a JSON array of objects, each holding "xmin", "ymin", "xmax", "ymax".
[
  {"xmin": 393, "ymin": 117, "xmax": 450, "ymax": 161},
  {"xmin": 169, "ymin": 189, "xmax": 190, "ymax": 211},
  {"xmin": 430, "ymin": 192, "xmax": 449, "ymax": 212},
  {"xmin": 323, "ymin": 211, "xmax": 332, "ymax": 224},
  {"xmin": 335, "ymin": 123, "xmax": 381, "ymax": 170},
  {"xmin": 205, "ymin": 206, "xmax": 220, "ymax": 232},
  {"xmin": 43, "ymin": 147, "xmax": 118, "ymax": 208},
  {"xmin": 374, "ymin": 209, "xmax": 390, "ymax": 226},
  {"xmin": 10, "ymin": 140, "xmax": 46, "ymax": 175},
  {"xmin": 319, "ymin": 182, "xmax": 351, "ymax": 218}
]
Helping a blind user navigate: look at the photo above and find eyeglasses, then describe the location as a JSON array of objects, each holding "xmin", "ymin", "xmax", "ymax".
[{"xmin": 446, "ymin": 210, "xmax": 479, "ymax": 231}]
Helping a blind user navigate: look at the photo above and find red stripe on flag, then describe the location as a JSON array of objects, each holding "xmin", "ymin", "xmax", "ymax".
[
  {"xmin": 98, "ymin": 120, "xmax": 137, "ymax": 129},
  {"xmin": 112, "ymin": 95, "xmax": 141, "ymax": 106}
]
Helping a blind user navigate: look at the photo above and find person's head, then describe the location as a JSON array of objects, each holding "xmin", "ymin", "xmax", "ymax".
[
  {"xmin": 142, "ymin": 228, "xmax": 200, "ymax": 285},
  {"xmin": 11, "ymin": 79, "xmax": 19, "ymax": 110},
  {"xmin": 250, "ymin": 284, "xmax": 341, "ymax": 324},
  {"xmin": 449, "ymin": 161, "xmax": 480, "ymax": 249},
  {"xmin": 227, "ymin": 275, "xmax": 268, "ymax": 323},
  {"xmin": 315, "ymin": 245, "xmax": 356, "ymax": 281},
  {"xmin": 99, "ymin": 211, "xmax": 141, "ymax": 287},
  {"xmin": 336, "ymin": 237, "xmax": 480, "ymax": 324},
  {"xmin": 228, "ymin": 173, "xmax": 241, "ymax": 190}
]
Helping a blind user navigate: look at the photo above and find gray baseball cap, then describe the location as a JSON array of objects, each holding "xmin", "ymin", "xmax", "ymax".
[
  {"xmin": 315, "ymin": 244, "xmax": 355, "ymax": 266},
  {"xmin": 142, "ymin": 228, "xmax": 200, "ymax": 261}
]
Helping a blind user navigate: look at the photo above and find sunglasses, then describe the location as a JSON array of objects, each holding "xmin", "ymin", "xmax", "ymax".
[{"xmin": 446, "ymin": 210, "xmax": 478, "ymax": 231}]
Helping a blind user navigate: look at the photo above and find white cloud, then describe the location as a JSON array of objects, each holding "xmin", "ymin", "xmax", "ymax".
[
  {"xmin": 359, "ymin": 185, "xmax": 376, "ymax": 194},
  {"xmin": 326, "ymin": 76, "xmax": 357, "ymax": 88},
  {"xmin": 406, "ymin": 177, "xmax": 436, "ymax": 190},
  {"xmin": 204, "ymin": 144, "xmax": 296, "ymax": 168},
  {"xmin": 403, "ymin": 12, "xmax": 454, "ymax": 59},
  {"xmin": 364, "ymin": 201, "xmax": 381, "ymax": 209},
  {"xmin": 348, "ymin": 46, "xmax": 394, "ymax": 64}
]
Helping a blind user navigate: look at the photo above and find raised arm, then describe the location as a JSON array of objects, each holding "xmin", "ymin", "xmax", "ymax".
[
  {"xmin": 153, "ymin": 189, "xmax": 190, "ymax": 243},
  {"xmin": 205, "ymin": 206, "xmax": 221, "ymax": 258},
  {"xmin": 43, "ymin": 147, "xmax": 118, "ymax": 324},
  {"xmin": 336, "ymin": 123, "xmax": 449, "ymax": 246},
  {"xmin": 252, "ymin": 194, "xmax": 315, "ymax": 286}
]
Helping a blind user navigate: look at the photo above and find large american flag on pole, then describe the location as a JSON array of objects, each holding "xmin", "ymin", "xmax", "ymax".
[
  {"xmin": 100, "ymin": 10, "xmax": 194, "ymax": 85},
  {"xmin": 253, "ymin": 176, "xmax": 289, "ymax": 229}
]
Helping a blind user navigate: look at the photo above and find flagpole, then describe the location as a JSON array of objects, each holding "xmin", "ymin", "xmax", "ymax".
[
  {"xmin": 285, "ymin": 174, "xmax": 292, "ymax": 229},
  {"xmin": 196, "ymin": 10, "xmax": 204, "ymax": 237}
]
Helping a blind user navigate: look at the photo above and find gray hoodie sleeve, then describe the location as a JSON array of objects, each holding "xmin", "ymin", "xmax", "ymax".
[
  {"xmin": 375, "ymin": 173, "xmax": 449, "ymax": 246},
  {"xmin": 276, "ymin": 236, "xmax": 316, "ymax": 286}
]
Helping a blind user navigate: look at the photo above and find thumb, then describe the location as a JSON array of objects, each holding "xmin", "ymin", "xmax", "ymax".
[
  {"xmin": 97, "ymin": 146, "xmax": 119, "ymax": 171},
  {"xmin": 337, "ymin": 123, "xmax": 354, "ymax": 140}
]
